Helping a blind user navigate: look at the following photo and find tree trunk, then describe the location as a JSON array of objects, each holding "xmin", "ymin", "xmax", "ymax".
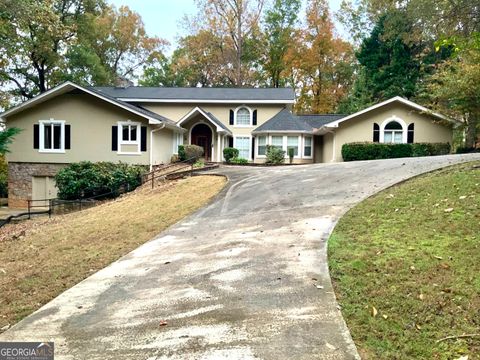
[{"xmin": 465, "ymin": 116, "xmax": 478, "ymax": 149}]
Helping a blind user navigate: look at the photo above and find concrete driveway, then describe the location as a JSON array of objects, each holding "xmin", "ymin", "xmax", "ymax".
[{"xmin": 2, "ymin": 154, "xmax": 479, "ymax": 359}]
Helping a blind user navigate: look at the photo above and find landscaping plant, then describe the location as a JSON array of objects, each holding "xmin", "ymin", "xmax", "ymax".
[
  {"xmin": 342, "ymin": 142, "xmax": 451, "ymax": 161},
  {"xmin": 265, "ymin": 145, "xmax": 285, "ymax": 164},
  {"xmin": 223, "ymin": 147, "xmax": 239, "ymax": 163},
  {"xmin": 55, "ymin": 162, "xmax": 147, "ymax": 200},
  {"xmin": 184, "ymin": 144, "xmax": 204, "ymax": 162}
]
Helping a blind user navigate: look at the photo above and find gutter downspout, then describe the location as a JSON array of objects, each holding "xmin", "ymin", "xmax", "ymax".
[{"xmin": 150, "ymin": 123, "xmax": 165, "ymax": 171}]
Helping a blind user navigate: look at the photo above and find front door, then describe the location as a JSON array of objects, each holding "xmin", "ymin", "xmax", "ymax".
[{"xmin": 191, "ymin": 123, "xmax": 212, "ymax": 160}]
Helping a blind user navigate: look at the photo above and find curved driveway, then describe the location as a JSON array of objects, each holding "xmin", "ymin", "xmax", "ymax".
[{"xmin": 2, "ymin": 154, "xmax": 480, "ymax": 359}]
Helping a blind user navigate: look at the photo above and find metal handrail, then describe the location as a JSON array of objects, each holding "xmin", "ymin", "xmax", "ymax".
[{"xmin": 142, "ymin": 157, "xmax": 197, "ymax": 189}]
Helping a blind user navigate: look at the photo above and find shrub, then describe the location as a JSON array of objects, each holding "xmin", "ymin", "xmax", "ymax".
[
  {"xmin": 223, "ymin": 147, "xmax": 239, "ymax": 163},
  {"xmin": 178, "ymin": 145, "xmax": 186, "ymax": 161},
  {"xmin": 170, "ymin": 154, "xmax": 179, "ymax": 163},
  {"xmin": 288, "ymin": 148, "xmax": 295, "ymax": 164},
  {"xmin": 0, "ymin": 155, "xmax": 7, "ymax": 198},
  {"xmin": 265, "ymin": 145, "xmax": 285, "ymax": 164},
  {"xmin": 193, "ymin": 159, "xmax": 205, "ymax": 168},
  {"xmin": 55, "ymin": 161, "xmax": 147, "ymax": 200},
  {"xmin": 455, "ymin": 146, "xmax": 479, "ymax": 154},
  {"xmin": 230, "ymin": 157, "xmax": 249, "ymax": 165},
  {"xmin": 184, "ymin": 144, "xmax": 204, "ymax": 162},
  {"xmin": 342, "ymin": 142, "xmax": 451, "ymax": 162}
]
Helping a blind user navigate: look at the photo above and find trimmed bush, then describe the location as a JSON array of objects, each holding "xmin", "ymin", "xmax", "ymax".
[
  {"xmin": 455, "ymin": 146, "xmax": 479, "ymax": 154},
  {"xmin": 55, "ymin": 162, "xmax": 147, "ymax": 200},
  {"xmin": 184, "ymin": 144, "xmax": 204, "ymax": 162},
  {"xmin": 230, "ymin": 157, "xmax": 249, "ymax": 165},
  {"xmin": 178, "ymin": 145, "xmax": 186, "ymax": 161},
  {"xmin": 223, "ymin": 147, "xmax": 239, "ymax": 163},
  {"xmin": 342, "ymin": 142, "xmax": 451, "ymax": 162},
  {"xmin": 288, "ymin": 148, "xmax": 295, "ymax": 164},
  {"xmin": 265, "ymin": 145, "xmax": 285, "ymax": 164}
]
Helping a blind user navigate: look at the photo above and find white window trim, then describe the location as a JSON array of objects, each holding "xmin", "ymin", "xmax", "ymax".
[
  {"xmin": 234, "ymin": 135, "xmax": 252, "ymax": 161},
  {"xmin": 303, "ymin": 136, "xmax": 313, "ymax": 159},
  {"xmin": 286, "ymin": 135, "xmax": 301, "ymax": 159},
  {"xmin": 172, "ymin": 132, "xmax": 184, "ymax": 154},
  {"xmin": 256, "ymin": 135, "xmax": 268, "ymax": 158},
  {"xmin": 379, "ymin": 116, "xmax": 408, "ymax": 144},
  {"xmin": 234, "ymin": 105, "xmax": 253, "ymax": 128},
  {"xmin": 118, "ymin": 120, "xmax": 141, "ymax": 155},
  {"xmin": 39, "ymin": 119, "xmax": 65, "ymax": 153}
]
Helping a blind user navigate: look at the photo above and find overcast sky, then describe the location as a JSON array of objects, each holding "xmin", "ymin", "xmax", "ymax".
[{"xmin": 108, "ymin": 0, "xmax": 346, "ymax": 52}]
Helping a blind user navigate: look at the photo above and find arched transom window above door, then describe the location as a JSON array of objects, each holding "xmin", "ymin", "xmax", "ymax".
[{"xmin": 380, "ymin": 116, "xmax": 408, "ymax": 144}]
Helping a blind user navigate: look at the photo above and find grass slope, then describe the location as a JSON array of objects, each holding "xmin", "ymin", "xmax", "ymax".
[
  {"xmin": 0, "ymin": 175, "xmax": 225, "ymax": 331},
  {"xmin": 328, "ymin": 161, "xmax": 480, "ymax": 360}
]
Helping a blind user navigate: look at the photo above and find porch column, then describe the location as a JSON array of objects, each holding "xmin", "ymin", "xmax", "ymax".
[{"xmin": 217, "ymin": 133, "xmax": 221, "ymax": 162}]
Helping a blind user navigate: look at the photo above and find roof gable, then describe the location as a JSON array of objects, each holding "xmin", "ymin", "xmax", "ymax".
[
  {"xmin": 177, "ymin": 107, "xmax": 232, "ymax": 135},
  {"xmin": 323, "ymin": 97, "xmax": 447, "ymax": 129},
  {"xmin": 1, "ymin": 82, "xmax": 181, "ymax": 130}
]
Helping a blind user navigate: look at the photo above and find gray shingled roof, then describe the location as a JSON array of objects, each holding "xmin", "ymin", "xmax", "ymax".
[
  {"xmin": 300, "ymin": 114, "xmax": 346, "ymax": 129},
  {"xmin": 87, "ymin": 87, "xmax": 179, "ymax": 127},
  {"xmin": 253, "ymin": 109, "xmax": 346, "ymax": 133},
  {"xmin": 199, "ymin": 108, "xmax": 232, "ymax": 134},
  {"xmin": 92, "ymin": 86, "xmax": 295, "ymax": 102}
]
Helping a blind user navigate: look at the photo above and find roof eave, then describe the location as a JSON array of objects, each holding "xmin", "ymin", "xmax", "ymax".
[{"xmin": 118, "ymin": 98, "xmax": 295, "ymax": 104}]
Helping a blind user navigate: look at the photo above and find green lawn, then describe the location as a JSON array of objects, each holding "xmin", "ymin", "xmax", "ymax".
[{"xmin": 328, "ymin": 161, "xmax": 480, "ymax": 360}]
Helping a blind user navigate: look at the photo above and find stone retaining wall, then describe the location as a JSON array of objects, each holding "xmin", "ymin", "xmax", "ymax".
[{"xmin": 8, "ymin": 162, "xmax": 67, "ymax": 208}]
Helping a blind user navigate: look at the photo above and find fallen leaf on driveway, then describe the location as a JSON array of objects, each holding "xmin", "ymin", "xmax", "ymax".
[
  {"xmin": 325, "ymin": 342, "xmax": 336, "ymax": 350},
  {"xmin": 315, "ymin": 285, "xmax": 324, "ymax": 289},
  {"xmin": 159, "ymin": 321, "xmax": 168, "ymax": 327}
]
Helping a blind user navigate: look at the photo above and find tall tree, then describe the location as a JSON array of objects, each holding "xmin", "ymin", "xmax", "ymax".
[
  {"xmin": 0, "ymin": 0, "xmax": 101, "ymax": 103},
  {"xmin": 291, "ymin": 0, "xmax": 354, "ymax": 113},
  {"xmin": 262, "ymin": 0, "xmax": 301, "ymax": 88},
  {"xmin": 187, "ymin": 0, "xmax": 265, "ymax": 86}
]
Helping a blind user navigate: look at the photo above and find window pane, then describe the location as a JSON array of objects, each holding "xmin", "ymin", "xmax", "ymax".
[
  {"xmin": 130, "ymin": 126, "xmax": 137, "ymax": 141},
  {"xmin": 53, "ymin": 124, "xmax": 62, "ymax": 149},
  {"xmin": 258, "ymin": 136, "xmax": 266, "ymax": 155},
  {"xmin": 236, "ymin": 137, "xmax": 250, "ymax": 159},
  {"xmin": 384, "ymin": 132, "xmax": 393, "ymax": 143},
  {"xmin": 394, "ymin": 131, "xmax": 403, "ymax": 143},
  {"xmin": 44, "ymin": 124, "xmax": 52, "ymax": 149},
  {"xmin": 304, "ymin": 146, "xmax": 312, "ymax": 157},
  {"xmin": 385, "ymin": 121, "xmax": 402, "ymax": 130},
  {"xmin": 236, "ymin": 108, "xmax": 250, "ymax": 125},
  {"xmin": 122, "ymin": 125, "xmax": 129, "ymax": 141},
  {"xmin": 287, "ymin": 136, "xmax": 298, "ymax": 156},
  {"xmin": 271, "ymin": 136, "xmax": 283, "ymax": 149},
  {"xmin": 304, "ymin": 137, "xmax": 312, "ymax": 146}
]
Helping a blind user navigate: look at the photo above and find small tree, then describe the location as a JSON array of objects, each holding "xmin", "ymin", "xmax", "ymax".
[
  {"xmin": 223, "ymin": 147, "xmax": 239, "ymax": 163},
  {"xmin": 265, "ymin": 145, "xmax": 285, "ymax": 164},
  {"xmin": 288, "ymin": 147, "xmax": 295, "ymax": 164},
  {"xmin": 184, "ymin": 145, "xmax": 204, "ymax": 162},
  {"xmin": 178, "ymin": 145, "xmax": 186, "ymax": 161},
  {"xmin": 0, "ymin": 128, "xmax": 21, "ymax": 155}
]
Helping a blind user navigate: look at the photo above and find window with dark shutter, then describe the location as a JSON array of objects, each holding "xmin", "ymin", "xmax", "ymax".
[
  {"xmin": 229, "ymin": 110, "xmax": 234, "ymax": 125},
  {"xmin": 65, "ymin": 125, "xmax": 71, "ymax": 149},
  {"xmin": 112, "ymin": 126, "xmax": 118, "ymax": 151},
  {"xmin": 228, "ymin": 137, "xmax": 233, "ymax": 148},
  {"xmin": 373, "ymin": 123, "xmax": 380, "ymax": 142},
  {"xmin": 407, "ymin": 123, "xmax": 414, "ymax": 143},
  {"xmin": 141, "ymin": 126, "xmax": 147, "ymax": 151},
  {"xmin": 251, "ymin": 137, "xmax": 255, "ymax": 159},
  {"xmin": 33, "ymin": 124, "xmax": 40, "ymax": 149},
  {"xmin": 253, "ymin": 110, "xmax": 257, "ymax": 126}
]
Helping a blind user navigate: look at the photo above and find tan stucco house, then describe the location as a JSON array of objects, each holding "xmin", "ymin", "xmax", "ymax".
[{"xmin": 1, "ymin": 81, "xmax": 454, "ymax": 207}]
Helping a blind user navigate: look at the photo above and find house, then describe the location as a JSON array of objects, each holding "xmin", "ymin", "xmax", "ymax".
[{"xmin": 1, "ymin": 81, "xmax": 454, "ymax": 207}]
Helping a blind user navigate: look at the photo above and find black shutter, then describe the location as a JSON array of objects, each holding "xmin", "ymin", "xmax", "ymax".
[
  {"xmin": 407, "ymin": 123, "xmax": 414, "ymax": 144},
  {"xmin": 65, "ymin": 125, "xmax": 71, "ymax": 150},
  {"xmin": 253, "ymin": 110, "xmax": 257, "ymax": 126},
  {"xmin": 141, "ymin": 126, "xmax": 147, "ymax": 152},
  {"xmin": 229, "ymin": 110, "xmax": 234, "ymax": 125},
  {"xmin": 33, "ymin": 124, "xmax": 40, "ymax": 149},
  {"xmin": 251, "ymin": 137, "xmax": 255, "ymax": 160},
  {"xmin": 112, "ymin": 126, "xmax": 118, "ymax": 151},
  {"xmin": 373, "ymin": 123, "xmax": 380, "ymax": 142},
  {"xmin": 228, "ymin": 137, "xmax": 233, "ymax": 148}
]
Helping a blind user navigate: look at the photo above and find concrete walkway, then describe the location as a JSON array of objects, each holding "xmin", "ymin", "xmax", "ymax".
[{"xmin": 1, "ymin": 154, "xmax": 479, "ymax": 359}]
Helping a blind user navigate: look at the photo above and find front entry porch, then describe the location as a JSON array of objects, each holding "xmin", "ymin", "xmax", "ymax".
[{"xmin": 179, "ymin": 107, "xmax": 233, "ymax": 162}]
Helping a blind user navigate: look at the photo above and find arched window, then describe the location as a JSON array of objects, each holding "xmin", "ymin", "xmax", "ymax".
[
  {"xmin": 235, "ymin": 107, "xmax": 251, "ymax": 126},
  {"xmin": 373, "ymin": 123, "xmax": 380, "ymax": 142},
  {"xmin": 383, "ymin": 121, "xmax": 404, "ymax": 143},
  {"xmin": 407, "ymin": 123, "xmax": 414, "ymax": 143}
]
